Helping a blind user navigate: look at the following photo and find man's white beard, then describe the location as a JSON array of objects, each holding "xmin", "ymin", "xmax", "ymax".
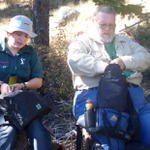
[{"xmin": 101, "ymin": 34, "xmax": 115, "ymax": 43}]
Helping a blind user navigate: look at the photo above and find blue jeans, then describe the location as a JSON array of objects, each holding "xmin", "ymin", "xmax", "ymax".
[
  {"xmin": 73, "ymin": 86, "xmax": 148, "ymax": 118},
  {"xmin": 0, "ymin": 113, "xmax": 52, "ymax": 150},
  {"xmin": 73, "ymin": 88, "xmax": 97, "ymax": 119},
  {"xmin": 128, "ymin": 86, "xmax": 148, "ymax": 112},
  {"xmin": 73, "ymin": 86, "xmax": 149, "ymax": 147}
]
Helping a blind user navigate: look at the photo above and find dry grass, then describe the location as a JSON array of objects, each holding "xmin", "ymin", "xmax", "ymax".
[
  {"xmin": 0, "ymin": 0, "xmax": 149, "ymax": 36},
  {"xmin": 50, "ymin": 0, "xmax": 150, "ymax": 35}
]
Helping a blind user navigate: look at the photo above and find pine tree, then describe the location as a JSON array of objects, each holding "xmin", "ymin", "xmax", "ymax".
[{"xmin": 92, "ymin": 0, "xmax": 143, "ymax": 17}]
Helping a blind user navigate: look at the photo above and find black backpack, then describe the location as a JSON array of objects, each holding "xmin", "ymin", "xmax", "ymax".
[
  {"xmin": 0, "ymin": 90, "xmax": 51, "ymax": 129},
  {"xmin": 90, "ymin": 64, "xmax": 131, "ymax": 141},
  {"xmin": 97, "ymin": 64, "xmax": 128, "ymax": 112}
]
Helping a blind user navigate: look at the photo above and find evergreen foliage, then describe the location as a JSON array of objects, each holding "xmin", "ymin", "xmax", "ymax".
[{"xmin": 92, "ymin": 0, "xmax": 143, "ymax": 17}]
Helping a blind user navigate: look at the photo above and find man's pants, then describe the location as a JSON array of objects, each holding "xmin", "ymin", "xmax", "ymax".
[
  {"xmin": 73, "ymin": 86, "xmax": 147, "ymax": 118},
  {"xmin": 0, "ymin": 113, "xmax": 52, "ymax": 150},
  {"xmin": 73, "ymin": 87, "xmax": 150, "ymax": 150}
]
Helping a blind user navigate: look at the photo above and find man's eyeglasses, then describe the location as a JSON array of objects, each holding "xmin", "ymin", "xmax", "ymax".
[{"xmin": 97, "ymin": 24, "xmax": 116, "ymax": 29}]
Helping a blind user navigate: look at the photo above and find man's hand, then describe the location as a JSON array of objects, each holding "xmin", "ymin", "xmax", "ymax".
[{"xmin": 110, "ymin": 58, "xmax": 126, "ymax": 70}]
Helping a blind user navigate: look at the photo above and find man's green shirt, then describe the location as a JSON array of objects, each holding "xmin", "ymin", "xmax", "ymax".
[{"xmin": 104, "ymin": 40, "xmax": 134, "ymax": 77}]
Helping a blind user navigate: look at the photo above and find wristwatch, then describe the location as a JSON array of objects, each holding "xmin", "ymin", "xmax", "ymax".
[{"xmin": 23, "ymin": 82, "xmax": 28, "ymax": 89}]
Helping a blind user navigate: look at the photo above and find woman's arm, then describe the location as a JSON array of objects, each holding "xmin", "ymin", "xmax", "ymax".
[
  {"xmin": 1, "ymin": 78, "xmax": 43, "ymax": 94},
  {"xmin": 22, "ymin": 77, "xmax": 43, "ymax": 90}
]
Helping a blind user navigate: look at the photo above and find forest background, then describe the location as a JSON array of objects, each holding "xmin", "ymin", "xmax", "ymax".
[{"xmin": 0, "ymin": 0, "xmax": 150, "ymax": 149}]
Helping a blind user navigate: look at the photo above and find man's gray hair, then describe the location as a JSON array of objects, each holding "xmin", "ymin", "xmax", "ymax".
[{"xmin": 93, "ymin": 5, "xmax": 116, "ymax": 16}]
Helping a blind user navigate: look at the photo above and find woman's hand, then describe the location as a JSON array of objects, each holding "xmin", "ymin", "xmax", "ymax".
[
  {"xmin": 0, "ymin": 83, "xmax": 24, "ymax": 94},
  {"xmin": 0, "ymin": 78, "xmax": 43, "ymax": 94},
  {"xmin": 9, "ymin": 83, "xmax": 24, "ymax": 91},
  {"xmin": 1, "ymin": 83, "xmax": 13, "ymax": 94}
]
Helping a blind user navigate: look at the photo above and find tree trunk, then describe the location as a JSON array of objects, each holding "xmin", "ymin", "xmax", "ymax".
[
  {"xmin": 74, "ymin": 0, "xmax": 80, "ymax": 5},
  {"xmin": 32, "ymin": 0, "xmax": 50, "ymax": 46}
]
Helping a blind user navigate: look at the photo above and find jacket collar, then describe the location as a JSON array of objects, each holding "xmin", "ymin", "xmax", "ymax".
[{"xmin": 87, "ymin": 26, "xmax": 104, "ymax": 44}]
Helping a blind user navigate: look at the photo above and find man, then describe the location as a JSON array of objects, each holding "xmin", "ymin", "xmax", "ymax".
[{"xmin": 67, "ymin": 5, "xmax": 150, "ymax": 147}]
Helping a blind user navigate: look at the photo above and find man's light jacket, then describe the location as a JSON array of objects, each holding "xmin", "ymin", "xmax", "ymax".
[{"xmin": 67, "ymin": 30, "xmax": 150, "ymax": 90}]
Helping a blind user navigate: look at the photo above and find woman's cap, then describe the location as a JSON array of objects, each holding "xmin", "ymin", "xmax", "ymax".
[{"xmin": 5, "ymin": 15, "xmax": 37, "ymax": 38}]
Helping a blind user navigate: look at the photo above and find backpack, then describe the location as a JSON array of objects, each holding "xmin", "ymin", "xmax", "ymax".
[
  {"xmin": 97, "ymin": 64, "xmax": 128, "ymax": 112},
  {"xmin": 84, "ymin": 64, "xmax": 130, "ymax": 150},
  {"xmin": 0, "ymin": 90, "xmax": 51, "ymax": 129}
]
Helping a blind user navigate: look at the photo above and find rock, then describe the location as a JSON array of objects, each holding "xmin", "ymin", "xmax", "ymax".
[{"xmin": 55, "ymin": 6, "xmax": 80, "ymax": 26}]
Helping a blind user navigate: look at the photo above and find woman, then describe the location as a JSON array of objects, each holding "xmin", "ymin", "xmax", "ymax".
[{"xmin": 0, "ymin": 15, "xmax": 52, "ymax": 150}]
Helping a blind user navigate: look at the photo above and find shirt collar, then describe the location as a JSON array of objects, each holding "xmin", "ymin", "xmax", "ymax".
[
  {"xmin": 18, "ymin": 46, "xmax": 32, "ymax": 54},
  {"xmin": 0, "ymin": 38, "xmax": 7, "ymax": 52}
]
